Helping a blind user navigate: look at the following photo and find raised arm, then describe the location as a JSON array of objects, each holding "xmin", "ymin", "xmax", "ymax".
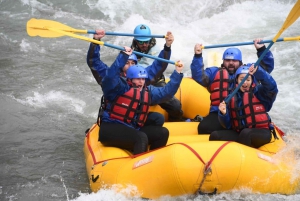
[
  {"xmin": 86, "ymin": 29, "xmax": 109, "ymax": 85},
  {"xmin": 190, "ymin": 43, "xmax": 216, "ymax": 87},
  {"xmin": 254, "ymin": 38, "xmax": 274, "ymax": 74},
  {"xmin": 150, "ymin": 61, "xmax": 184, "ymax": 105},
  {"xmin": 145, "ymin": 45, "xmax": 171, "ymax": 84},
  {"xmin": 102, "ymin": 48, "xmax": 131, "ymax": 101},
  {"xmin": 145, "ymin": 31, "xmax": 174, "ymax": 85}
]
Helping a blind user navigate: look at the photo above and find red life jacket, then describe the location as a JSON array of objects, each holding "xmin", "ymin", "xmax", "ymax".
[
  {"xmin": 229, "ymin": 92, "xmax": 269, "ymax": 131},
  {"xmin": 209, "ymin": 68, "xmax": 233, "ymax": 106},
  {"xmin": 109, "ymin": 84, "xmax": 150, "ymax": 127}
]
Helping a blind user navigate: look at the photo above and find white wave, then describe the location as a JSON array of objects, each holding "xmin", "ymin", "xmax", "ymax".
[
  {"xmin": 89, "ymin": 0, "xmax": 299, "ymax": 69},
  {"xmin": 71, "ymin": 184, "xmax": 141, "ymax": 201},
  {"xmin": 0, "ymin": 32, "xmax": 18, "ymax": 46},
  {"xmin": 11, "ymin": 90, "xmax": 86, "ymax": 114}
]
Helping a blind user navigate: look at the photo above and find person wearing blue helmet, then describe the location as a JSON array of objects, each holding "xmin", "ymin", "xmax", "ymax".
[
  {"xmin": 132, "ymin": 24, "xmax": 153, "ymax": 54},
  {"xmin": 209, "ymin": 64, "xmax": 278, "ymax": 148},
  {"xmin": 87, "ymin": 29, "xmax": 174, "ymax": 126},
  {"xmin": 87, "ymin": 29, "xmax": 171, "ymax": 86},
  {"xmin": 131, "ymin": 24, "xmax": 184, "ymax": 122},
  {"xmin": 99, "ymin": 46, "xmax": 185, "ymax": 154},
  {"xmin": 190, "ymin": 38, "xmax": 274, "ymax": 134}
]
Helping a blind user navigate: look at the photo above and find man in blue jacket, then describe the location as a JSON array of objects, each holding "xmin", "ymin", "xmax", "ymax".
[{"xmin": 190, "ymin": 39, "xmax": 274, "ymax": 134}]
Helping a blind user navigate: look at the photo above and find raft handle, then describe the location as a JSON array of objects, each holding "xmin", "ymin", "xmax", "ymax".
[{"xmin": 198, "ymin": 187, "xmax": 217, "ymax": 195}]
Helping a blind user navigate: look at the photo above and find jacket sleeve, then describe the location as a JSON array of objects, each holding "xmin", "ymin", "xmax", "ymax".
[
  {"xmin": 86, "ymin": 43, "xmax": 109, "ymax": 85},
  {"xmin": 218, "ymin": 109, "xmax": 232, "ymax": 129},
  {"xmin": 145, "ymin": 44, "xmax": 171, "ymax": 85},
  {"xmin": 149, "ymin": 70, "xmax": 183, "ymax": 105},
  {"xmin": 253, "ymin": 66, "xmax": 278, "ymax": 112},
  {"xmin": 257, "ymin": 46, "xmax": 274, "ymax": 74},
  {"xmin": 190, "ymin": 53, "xmax": 216, "ymax": 87},
  {"xmin": 102, "ymin": 52, "xmax": 130, "ymax": 101}
]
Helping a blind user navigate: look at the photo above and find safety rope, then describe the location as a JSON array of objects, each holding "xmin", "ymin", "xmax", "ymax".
[{"xmin": 196, "ymin": 141, "xmax": 232, "ymax": 195}]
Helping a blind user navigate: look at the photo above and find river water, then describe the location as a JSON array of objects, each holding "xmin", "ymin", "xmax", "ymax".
[{"xmin": 1, "ymin": 0, "xmax": 300, "ymax": 200}]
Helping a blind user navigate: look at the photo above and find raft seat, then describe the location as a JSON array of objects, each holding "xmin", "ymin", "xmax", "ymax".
[{"xmin": 150, "ymin": 78, "xmax": 211, "ymax": 121}]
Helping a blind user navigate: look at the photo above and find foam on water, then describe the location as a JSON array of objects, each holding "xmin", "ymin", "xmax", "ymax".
[{"xmin": 9, "ymin": 90, "xmax": 86, "ymax": 114}]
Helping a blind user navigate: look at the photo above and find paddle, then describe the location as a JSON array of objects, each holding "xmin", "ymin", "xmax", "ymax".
[
  {"xmin": 207, "ymin": 51, "xmax": 222, "ymax": 67},
  {"xmin": 27, "ymin": 25, "xmax": 178, "ymax": 65},
  {"xmin": 27, "ymin": 18, "xmax": 166, "ymax": 38},
  {"xmin": 203, "ymin": 36, "xmax": 300, "ymax": 49},
  {"xmin": 224, "ymin": 0, "xmax": 300, "ymax": 104}
]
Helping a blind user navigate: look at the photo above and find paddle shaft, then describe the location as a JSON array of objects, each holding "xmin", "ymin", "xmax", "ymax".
[
  {"xmin": 73, "ymin": 29, "xmax": 165, "ymax": 37},
  {"xmin": 203, "ymin": 36, "xmax": 300, "ymax": 49},
  {"xmin": 47, "ymin": 27, "xmax": 175, "ymax": 65},
  {"xmin": 203, "ymin": 39, "xmax": 283, "ymax": 49},
  {"xmin": 87, "ymin": 30, "xmax": 165, "ymax": 38},
  {"xmin": 224, "ymin": 0, "xmax": 300, "ymax": 103},
  {"xmin": 104, "ymin": 43, "xmax": 175, "ymax": 64}
]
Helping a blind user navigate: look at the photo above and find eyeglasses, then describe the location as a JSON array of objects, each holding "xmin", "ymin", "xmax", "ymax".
[{"xmin": 137, "ymin": 40, "xmax": 150, "ymax": 45}]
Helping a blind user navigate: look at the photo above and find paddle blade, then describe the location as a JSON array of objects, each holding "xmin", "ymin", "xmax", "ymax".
[
  {"xmin": 273, "ymin": 0, "xmax": 300, "ymax": 41},
  {"xmin": 207, "ymin": 51, "xmax": 222, "ymax": 67},
  {"xmin": 27, "ymin": 18, "xmax": 75, "ymax": 38}
]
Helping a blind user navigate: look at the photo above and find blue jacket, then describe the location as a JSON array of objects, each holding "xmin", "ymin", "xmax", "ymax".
[
  {"xmin": 101, "ymin": 52, "xmax": 183, "ymax": 129},
  {"xmin": 86, "ymin": 43, "xmax": 171, "ymax": 86},
  {"xmin": 218, "ymin": 66, "xmax": 278, "ymax": 129},
  {"xmin": 190, "ymin": 46, "xmax": 274, "ymax": 113}
]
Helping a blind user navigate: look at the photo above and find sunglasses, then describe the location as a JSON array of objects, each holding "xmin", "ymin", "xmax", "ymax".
[{"xmin": 137, "ymin": 40, "xmax": 150, "ymax": 45}]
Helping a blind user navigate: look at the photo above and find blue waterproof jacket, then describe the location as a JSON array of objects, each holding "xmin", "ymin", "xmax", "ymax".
[
  {"xmin": 86, "ymin": 43, "xmax": 171, "ymax": 86},
  {"xmin": 101, "ymin": 52, "xmax": 183, "ymax": 129},
  {"xmin": 190, "ymin": 46, "xmax": 274, "ymax": 113},
  {"xmin": 218, "ymin": 66, "xmax": 278, "ymax": 129}
]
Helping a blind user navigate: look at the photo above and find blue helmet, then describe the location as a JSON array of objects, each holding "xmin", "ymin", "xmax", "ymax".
[
  {"xmin": 223, "ymin": 48, "xmax": 242, "ymax": 62},
  {"xmin": 234, "ymin": 64, "xmax": 251, "ymax": 79},
  {"xmin": 126, "ymin": 65, "xmax": 148, "ymax": 79},
  {"xmin": 128, "ymin": 53, "xmax": 138, "ymax": 64},
  {"xmin": 133, "ymin": 24, "xmax": 151, "ymax": 41}
]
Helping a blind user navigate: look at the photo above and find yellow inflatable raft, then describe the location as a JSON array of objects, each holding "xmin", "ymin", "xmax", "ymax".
[{"xmin": 83, "ymin": 78, "xmax": 299, "ymax": 199}]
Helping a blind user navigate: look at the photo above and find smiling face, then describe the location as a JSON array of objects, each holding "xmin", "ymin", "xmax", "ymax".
[
  {"xmin": 131, "ymin": 78, "xmax": 146, "ymax": 91},
  {"xmin": 237, "ymin": 73, "xmax": 253, "ymax": 92}
]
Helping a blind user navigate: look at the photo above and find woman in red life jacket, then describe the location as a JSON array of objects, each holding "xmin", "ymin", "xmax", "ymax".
[
  {"xmin": 209, "ymin": 64, "xmax": 278, "ymax": 148},
  {"xmin": 100, "ymin": 47, "xmax": 184, "ymax": 154}
]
